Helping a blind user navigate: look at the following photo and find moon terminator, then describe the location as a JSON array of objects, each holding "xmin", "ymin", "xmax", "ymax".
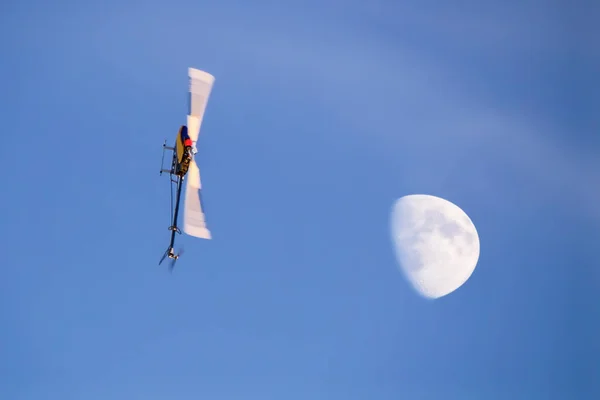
[{"xmin": 390, "ymin": 194, "xmax": 480, "ymax": 299}]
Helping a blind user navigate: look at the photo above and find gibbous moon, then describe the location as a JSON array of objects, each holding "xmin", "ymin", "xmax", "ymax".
[{"xmin": 390, "ymin": 194, "xmax": 480, "ymax": 299}]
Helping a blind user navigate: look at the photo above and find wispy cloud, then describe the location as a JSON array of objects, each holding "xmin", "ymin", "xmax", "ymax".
[
  {"xmin": 199, "ymin": 1, "xmax": 600, "ymax": 221},
  {"xmin": 84, "ymin": 0, "xmax": 599, "ymax": 221},
  {"xmin": 225, "ymin": 2, "xmax": 600, "ymax": 220}
]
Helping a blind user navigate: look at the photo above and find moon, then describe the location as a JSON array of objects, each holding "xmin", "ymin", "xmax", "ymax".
[{"xmin": 390, "ymin": 194, "xmax": 480, "ymax": 299}]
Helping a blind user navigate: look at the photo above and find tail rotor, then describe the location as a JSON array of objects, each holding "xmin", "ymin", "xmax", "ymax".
[
  {"xmin": 159, "ymin": 246, "xmax": 184, "ymax": 272},
  {"xmin": 158, "ymin": 247, "xmax": 184, "ymax": 272},
  {"xmin": 168, "ymin": 247, "xmax": 185, "ymax": 273}
]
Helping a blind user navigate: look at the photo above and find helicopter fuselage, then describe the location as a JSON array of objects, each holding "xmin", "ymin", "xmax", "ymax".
[{"xmin": 175, "ymin": 125, "xmax": 193, "ymax": 177}]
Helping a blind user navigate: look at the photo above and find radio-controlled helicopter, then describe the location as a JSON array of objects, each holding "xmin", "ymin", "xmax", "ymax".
[{"xmin": 158, "ymin": 68, "xmax": 215, "ymax": 270}]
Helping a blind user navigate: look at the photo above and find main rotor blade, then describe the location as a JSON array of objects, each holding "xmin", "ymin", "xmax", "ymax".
[
  {"xmin": 183, "ymin": 159, "xmax": 211, "ymax": 239},
  {"xmin": 187, "ymin": 68, "xmax": 215, "ymax": 142}
]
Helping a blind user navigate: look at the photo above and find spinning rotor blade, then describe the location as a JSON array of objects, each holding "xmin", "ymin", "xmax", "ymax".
[
  {"xmin": 182, "ymin": 67, "xmax": 214, "ymax": 240},
  {"xmin": 187, "ymin": 68, "xmax": 215, "ymax": 142},
  {"xmin": 169, "ymin": 247, "xmax": 185, "ymax": 272},
  {"xmin": 159, "ymin": 250, "xmax": 168, "ymax": 266},
  {"xmin": 183, "ymin": 158, "xmax": 211, "ymax": 239}
]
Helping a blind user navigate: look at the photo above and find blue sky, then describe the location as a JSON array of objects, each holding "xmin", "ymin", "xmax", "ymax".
[{"xmin": 1, "ymin": 0, "xmax": 598, "ymax": 399}]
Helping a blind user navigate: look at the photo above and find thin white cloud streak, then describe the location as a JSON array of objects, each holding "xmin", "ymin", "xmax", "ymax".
[
  {"xmin": 200, "ymin": 17, "xmax": 600, "ymax": 218},
  {"xmin": 85, "ymin": 1, "xmax": 599, "ymax": 221},
  {"xmin": 195, "ymin": 4, "xmax": 600, "ymax": 221}
]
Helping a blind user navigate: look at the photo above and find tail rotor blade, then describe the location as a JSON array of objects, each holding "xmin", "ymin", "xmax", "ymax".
[
  {"xmin": 159, "ymin": 249, "xmax": 169, "ymax": 265},
  {"xmin": 168, "ymin": 247, "xmax": 184, "ymax": 273}
]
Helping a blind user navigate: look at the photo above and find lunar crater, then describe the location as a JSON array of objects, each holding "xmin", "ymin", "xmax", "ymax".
[{"xmin": 390, "ymin": 194, "xmax": 480, "ymax": 299}]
